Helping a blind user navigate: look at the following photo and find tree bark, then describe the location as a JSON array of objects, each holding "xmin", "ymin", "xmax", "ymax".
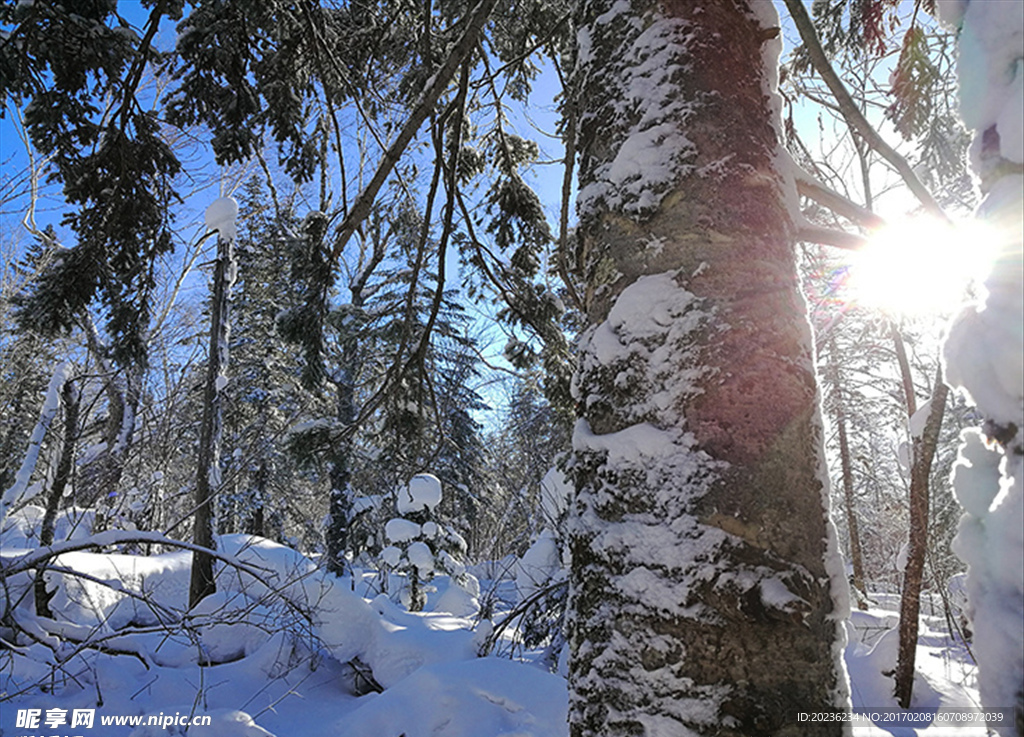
[
  {"xmin": 189, "ymin": 231, "xmax": 235, "ymax": 608},
  {"xmin": 891, "ymin": 323, "xmax": 917, "ymax": 417},
  {"xmin": 568, "ymin": 2, "xmax": 848, "ymax": 735}
]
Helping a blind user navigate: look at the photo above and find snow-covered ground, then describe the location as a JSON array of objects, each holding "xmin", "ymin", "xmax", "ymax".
[
  {"xmin": 845, "ymin": 592, "xmax": 993, "ymax": 737},
  {"xmin": 0, "ymin": 516, "xmax": 995, "ymax": 736}
]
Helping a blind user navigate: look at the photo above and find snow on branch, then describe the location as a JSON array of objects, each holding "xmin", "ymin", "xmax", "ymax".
[{"xmin": 1, "ymin": 530, "xmax": 270, "ymax": 580}]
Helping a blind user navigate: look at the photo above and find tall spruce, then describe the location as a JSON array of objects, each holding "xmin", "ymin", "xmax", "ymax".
[
  {"xmin": 220, "ymin": 179, "xmax": 311, "ymax": 537},
  {"xmin": 2, "ymin": 0, "xmax": 182, "ymax": 368}
]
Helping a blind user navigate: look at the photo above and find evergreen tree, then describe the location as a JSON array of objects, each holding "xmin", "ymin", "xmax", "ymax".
[
  {"xmin": 219, "ymin": 178, "xmax": 312, "ymax": 538},
  {"xmin": 2, "ymin": 0, "xmax": 182, "ymax": 368}
]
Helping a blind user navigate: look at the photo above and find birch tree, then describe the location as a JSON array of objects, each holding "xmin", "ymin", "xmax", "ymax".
[{"xmin": 568, "ymin": 1, "xmax": 849, "ymax": 734}]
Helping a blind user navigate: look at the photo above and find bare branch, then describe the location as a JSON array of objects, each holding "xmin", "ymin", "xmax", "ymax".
[
  {"xmin": 796, "ymin": 224, "xmax": 869, "ymax": 250},
  {"xmin": 782, "ymin": 0, "xmax": 949, "ymax": 222},
  {"xmin": 794, "ymin": 174, "xmax": 886, "ymax": 230},
  {"xmin": 328, "ymin": 0, "xmax": 500, "ymax": 262}
]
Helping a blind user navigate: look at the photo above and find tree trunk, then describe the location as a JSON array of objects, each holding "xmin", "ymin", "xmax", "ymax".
[
  {"xmin": 244, "ymin": 459, "xmax": 267, "ymax": 537},
  {"xmin": 568, "ymin": 2, "xmax": 848, "ymax": 735},
  {"xmin": 894, "ymin": 365, "xmax": 948, "ymax": 707},
  {"xmin": 0, "ymin": 362, "xmax": 70, "ymax": 531},
  {"xmin": 325, "ymin": 366, "xmax": 356, "ymax": 576},
  {"xmin": 35, "ymin": 377, "xmax": 79, "ymax": 618},
  {"xmin": 827, "ymin": 337, "xmax": 867, "ymax": 602},
  {"xmin": 890, "ymin": 324, "xmax": 917, "ymax": 417},
  {"xmin": 189, "ymin": 230, "xmax": 235, "ymax": 608}
]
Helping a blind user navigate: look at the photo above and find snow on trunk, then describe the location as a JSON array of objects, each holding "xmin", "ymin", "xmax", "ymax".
[
  {"xmin": 568, "ymin": 1, "xmax": 848, "ymax": 735},
  {"xmin": 0, "ymin": 361, "xmax": 70, "ymax": 532},
  {"xmin": 941, "ymin": 2, "xmax": 1024, "ymax": 733},
  {"xmin": 205, "ymin": 196, "xmax": 239, "ymax": 242},
  {"xmin": 190, "ymin": 197, "xmax": 238, "ymax": 608}
]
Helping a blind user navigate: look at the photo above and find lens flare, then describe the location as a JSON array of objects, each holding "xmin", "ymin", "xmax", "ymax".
[{"xmin": 846, "ymin": 217, "xmax": 996, "ymax": 318}]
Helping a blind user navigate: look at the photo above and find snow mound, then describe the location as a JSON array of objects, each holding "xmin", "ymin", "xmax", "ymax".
[
  {"xmin": 957, "ymin": 1, "xmax": 1024, "ymax": 163},
  {"xmin": 381, "ymin": 545, "xmax": 402, "ymax": 567},
  {"xmin": 190, "ymin": 590, "xmax": 273, "ymax": 663},
  {"xmin": 429, "ymin": 574, "xmax": 481, "ymax": 617},
  {"xmin": 333, "ymin": 657, "xmax": 568, "ymax": 737},
  {"xmin": 407, "ymin": 540, "xmax": 435, "ymax": 574},
  {"xmin": 516, "ymin": 529, "xmax": 561, "ymax": 602},
  {"xmin": 130, "ymin": 709, "xmax": 274, "ymax": 737},
  {"xmin": 214, "ymin": 536, "xmax": 480, "ymax": 689},
  {"xmin": 1, "ymin": 504, "xmax": 94, "ymax": 549},
  {"xmin": 385, "ymin": 517, "xmax": 421, "ymax": 544},
  {"xmin": 539, "ymin": 466, "xmax": 571, "ymax": 525}
]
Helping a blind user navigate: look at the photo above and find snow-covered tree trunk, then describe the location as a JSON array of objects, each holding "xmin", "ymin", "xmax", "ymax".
[
  {"xmin": 567, "ymin": 2, "xmax": 849, "ymax": 735},
  {"xmin": 941, "ymin": 2, "xmax": 1024, "ymax": 734},
  {"xmin": 35, "ymin": 376, "xmax": 79, "ymax": 618},
  {"xmin": 894, "ymin": 366, "xmax": 949, "ymax": 708},
  {"xmin": 190, "ymin": 197, "xmax": 238, "ymax": 608},
  {"xmin": 0, "ymin": 361, "xmax": 71, "ymax": 531}
]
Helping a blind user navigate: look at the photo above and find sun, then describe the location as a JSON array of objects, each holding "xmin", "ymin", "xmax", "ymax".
[{"xmin": 846, "ymin": 217, "xmax": 996, "ymax": 319}]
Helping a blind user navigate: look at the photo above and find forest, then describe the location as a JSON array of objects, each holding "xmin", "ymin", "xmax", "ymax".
[{"xmin": 0, "ymin": 0, "xmax": 1021, "ymax": 736}]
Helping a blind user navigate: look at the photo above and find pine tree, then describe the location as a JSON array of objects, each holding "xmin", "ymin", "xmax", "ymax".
[
  {"xmin": 2, "ymin": 0, "xmax": 182, "ymax": 368},
  {"xmin": 220, "ymin": 178, "xmax": 312, "ymax": 538}
]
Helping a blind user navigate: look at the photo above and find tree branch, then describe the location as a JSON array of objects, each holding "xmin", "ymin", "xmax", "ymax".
[
  {"xmin": 328, "ymin": 0, "xmax": 499, "ymax": 262},
  {"xmin": 794, "ymin": 173, "xmax": 886, "ymax": 230},
  {"xmin": 796, "ymin": 224, "xmax": 869, "ymax": 250},
  {"xmin": 782, "ymin": 0, "xmax": 949, "ymax": 222}
]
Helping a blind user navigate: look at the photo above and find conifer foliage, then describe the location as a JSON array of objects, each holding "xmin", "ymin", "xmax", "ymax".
[{"xmin": 2, "ymin": 0, "xmax": 183, "ymax": 367}]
